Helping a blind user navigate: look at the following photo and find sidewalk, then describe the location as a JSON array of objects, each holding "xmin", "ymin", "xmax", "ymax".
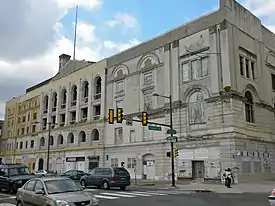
[
  {"xmin": 130, "ymin": 179, "xmax": 274, "ymax": 194},
  {"xmin": 172, "ymin": 182, "xmax": 275, "ymax": 194}
]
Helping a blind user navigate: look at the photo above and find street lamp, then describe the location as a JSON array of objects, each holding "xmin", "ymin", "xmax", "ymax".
[
  {"xmin": 35, "ymin": 121, "xmax": 58, "ymax": 171},
  {"xmin": 153, "ymin": 93, "xmax": 176, "ymax": 187}
]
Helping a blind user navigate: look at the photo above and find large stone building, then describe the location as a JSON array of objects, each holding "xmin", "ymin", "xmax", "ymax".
[
  {"xmin": 1, "ymin": 0, "xmax": 275, "ymax": 182},
  {"xmin": 0, "ymin": 54, "xmax": 106, "ymax": 173},
  {"xmin": 104, "ymin": 0, "xmax": 275, "ymax": 182}
]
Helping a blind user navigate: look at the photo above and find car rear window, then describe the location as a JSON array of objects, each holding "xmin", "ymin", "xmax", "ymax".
[{"xmin": 114, "ymin": 168, "xmax": 129, "ymax": 175}]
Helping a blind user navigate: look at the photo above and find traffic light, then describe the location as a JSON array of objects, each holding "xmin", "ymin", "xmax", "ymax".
[
  {"xmin": 166, "ymin": 151, "xmax": 171, "ymax": 158},
  {"xmin": 141, "ymin": 111, "xmax": 148, "ymax": 126},
  {"xmin": 174, "ymin": 148, "xmax": 179, "ymax": 157},
  {"xmin": 117, "ymin": 108, "xmax": 123, "ymax": 123},
  {"xmin": 108, "ymin": 109, "xmax": 114, "ymax": 124}
]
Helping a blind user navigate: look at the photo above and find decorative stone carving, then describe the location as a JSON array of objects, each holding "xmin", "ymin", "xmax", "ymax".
[{"xmin": 184, "ymin": 35, "xmax": 205, "ymax": 53}]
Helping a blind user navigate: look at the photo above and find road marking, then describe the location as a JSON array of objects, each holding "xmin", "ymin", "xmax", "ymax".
[
  {"xmin": 94, "ymin": 194, "xmax": 120, "ymax": 199},
  {"xmin": 117, "ymin": 191, "xmax": 152, "ymax": 196},
  {"xmin": 0, "ymin": 203, "xmax": 16, "ymax": 206},
  {"xmin": 133, "ymin": 191, "xmax": 167, "ymax": 196},
  {"xmin": 0, "ymin": 193, "xmax": 13, "ymax": 197},
  {"xmin": 100, "ymin": 192, "xmax": 136, "ymax": 198},
  {"xmin": 85, "ymin": 188, "xmax": 98, "ymax": 192},
  {"xmin": 0, "ymin": 197, "xmax": 16, "ymax": 200}
]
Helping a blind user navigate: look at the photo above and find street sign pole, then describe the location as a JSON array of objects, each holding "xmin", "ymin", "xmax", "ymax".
[{"xmin": 169, "ymin": 95, "xmax": 176, "ymax": 187}]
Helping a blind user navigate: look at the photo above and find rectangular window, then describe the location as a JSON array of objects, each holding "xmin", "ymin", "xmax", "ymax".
[
  {"xmin": 111, "ymin": 158, "xmax": 118, "ymax": 167},
  {"xmin": 240, "ymin": 56, "xmax": 244, "ymax": 76},
  {"xmin": 27, "ymin": 113, "xmax": 30, "ymax": 121},
  {"xmin": 201, "ymin": 57, "xmax": 208, "ymax": 77},
  {"xmin": 32, "ymin": 125, "xmax": 36, "ymax": 133},
  {"xmin": 116, "ymin": 81, "xmax": 124, "ymax": 93},
  {"xmin": 191, "ymin": 60, "xmax": 198, "ymax": 80},
  {"xmin": 127, "ymin": 158, "xmax": 137, "ymax": 169},
  {"xmin": 19, "ymin": 142, "xmax": 23, "ymax": 149},
  {"xmin": 272, "ymin": 74, "xmax": 275, "ymax": 90},
  {"xmin": 26, "ymin": 126, "xmax": 29, "ymax": 133},
  {"xmin": 245, "ymin": 59, "xmax": 250, "ymax": 78},
  {"xmin": 25, "ymin": 141, "xmax": 28, "ymax": 148},
  {"xmin": 21, "ymin": 128, "xmax": 24, "ymax": 135},
  {"xmin": 251, "ymin": 61, "xmax": 255, "ymax": 80},
  {"xmin": 144, "ymin": 93, "xmax": 153, "ymax": 111},
  {"xmin": 33, "ymin": 112, "xmax": 37, "ymax": 120},
  {"xmin": 30, "ymin": 140, "xmax": 34, "ymax": 148},
  {"xmin": 182, "ymin": 63, "xmax": 189, "ymax": 82},
  {"xmin": 22, "ymin": 116, "xmax": 26, "ymax": 123},
  {"xmin": 144, "ymin": 72, "xmax": 153, "ymax": 85}
]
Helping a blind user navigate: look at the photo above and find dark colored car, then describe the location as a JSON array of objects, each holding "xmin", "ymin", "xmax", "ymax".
[
  {"xmin": 0, "ymin": 164, "xmax": 35, "ymax": 193},
  {"xmin": 60, "ymin": 170, "xmax": 87, "ymax": 181},
  {"xmin": 80, "ymin": 167, "xmax": 131, "ymax": 190}
]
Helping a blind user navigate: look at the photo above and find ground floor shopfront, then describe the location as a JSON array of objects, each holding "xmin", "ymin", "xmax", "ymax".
[{"xmin": 1, "ymin": 135, "xmax": 274, "ymax": 182}]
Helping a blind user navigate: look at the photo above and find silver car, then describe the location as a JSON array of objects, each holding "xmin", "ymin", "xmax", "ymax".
[{"xmin": 16, "ymin": 177, "xmax": 99, "ymax": 206}]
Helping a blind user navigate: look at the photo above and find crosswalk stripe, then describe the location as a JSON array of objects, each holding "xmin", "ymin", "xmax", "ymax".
[
  {"xmin": 100, "ymin": 192, "xmax": 136, "ymax": 198},
  {"xmin": 94, "ymin": 194, "xmax": 119, "ymax": 199},
  {"xmin": 116, "ymin": 192, "xmax": 152, "ymax": 196},
  {"xmin": 0, "ymin": 197, "xmax": 16, "ymax": 201},
  {"xmin": 0, "ymin": 204, "xmax": 16, "ymax": 206},
  {"xmin": 133, "ymin": 191, "xmax": 167, "ymax": 196},
  {"xmin": 85, "ymin": 188, "xmax": 98, "ymax": 192}
]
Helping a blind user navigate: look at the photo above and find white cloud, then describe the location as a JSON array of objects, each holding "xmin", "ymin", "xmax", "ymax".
[
  {"xmin": 104, "ymin": 39, "xmax": 140, "ymax": 52},
  {"xmin": 107, "ymin": 12, "xmax": 139, "ymax": 29},
  {"xmin": 242, "ymin": 0, "xmax": 275, "ymax": 32},
  {"xmin": 0, "ymin": 0, "xmax": 140, "ymax": 119}
]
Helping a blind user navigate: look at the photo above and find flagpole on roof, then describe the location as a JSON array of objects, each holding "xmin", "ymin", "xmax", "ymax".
[{"xmin": 73, "ymin": 5, "xmax": 78, "ymax": 60}]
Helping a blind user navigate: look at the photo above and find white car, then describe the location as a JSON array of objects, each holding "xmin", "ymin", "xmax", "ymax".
[
  {"xmin": 35, "ymin": 170, "xmax": 47, "ymax": 176},
  {"xmin": 268, "ymin": 189, "xmax": 275, "ymax": 205}
]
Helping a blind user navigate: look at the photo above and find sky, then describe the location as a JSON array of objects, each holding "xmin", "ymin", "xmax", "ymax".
[{"xmin": 0, "ymin": 0, "xmax": 274, "ymax": 120}]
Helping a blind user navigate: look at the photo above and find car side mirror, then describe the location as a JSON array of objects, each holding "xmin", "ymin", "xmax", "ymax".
[{"xmin": 35, "ymin": 190, "xmax": 44, "ymax": 195}]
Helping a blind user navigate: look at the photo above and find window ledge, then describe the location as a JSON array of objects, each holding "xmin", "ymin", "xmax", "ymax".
[{"xmin": 246, "ymin": 122, "xmax": 256, "ymax": 127}]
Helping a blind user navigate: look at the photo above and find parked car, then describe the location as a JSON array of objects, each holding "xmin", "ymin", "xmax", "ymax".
[
  {"xmin": 60, "ymin": 170, "xmax": 87, "ymax": 181},
  {"xmin": 0, "ymin": 164, "xmax": 35, "ymax": 193},
  {"xmin": 80, "ymin": 167, "xmax": 131, "ymax": 190},
  {"xmin": 35, "ymin": 170, "xmax": 47, "ymax": 177},
  {"xmin": 16, "ymin": 177, "xmax": 99, "ymax": 206}
]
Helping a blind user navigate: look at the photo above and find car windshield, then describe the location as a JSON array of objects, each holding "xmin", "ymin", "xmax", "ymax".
[
  {"xmin": 9, "ymin": 167, "xmax": 30, "ymax": 176},
  {"xmin": 45, "ymin": 179, "xmax": 83, "ymax": 194}
]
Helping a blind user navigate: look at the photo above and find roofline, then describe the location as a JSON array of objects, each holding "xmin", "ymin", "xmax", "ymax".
[{"xmin": 25, "ymin": 77, "xmax": 53, "ymax": 93}]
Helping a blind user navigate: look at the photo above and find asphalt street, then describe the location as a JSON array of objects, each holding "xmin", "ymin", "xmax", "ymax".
[{"xmin": 0, "ymin": 188, "xmax": 269, "ymax": 206}]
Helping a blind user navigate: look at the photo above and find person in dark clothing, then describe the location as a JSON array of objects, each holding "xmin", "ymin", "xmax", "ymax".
[{"xmin": 225, "ymin": 168, "xmax": 232, "ymax": 188}]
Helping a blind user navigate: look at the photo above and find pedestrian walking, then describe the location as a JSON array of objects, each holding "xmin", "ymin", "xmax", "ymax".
[{"xmin": 225, "ymin": 168, "xmax": 232, "ymax": 188}]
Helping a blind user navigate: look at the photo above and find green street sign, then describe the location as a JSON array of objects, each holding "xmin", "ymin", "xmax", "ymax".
[
  {"xmin": 148, "ymin": 125, "xmax": 162, "ymax": 131},
  {"xmin": 167, "ymin": 129, "xmax": 177, "ymax": 134},
  {"xmin": 166, "ymin": 136, "xmax": 178, "ymax": 142}
]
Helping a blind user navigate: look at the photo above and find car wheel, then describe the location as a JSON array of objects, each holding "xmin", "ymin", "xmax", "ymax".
[
  {"xmin": 120, "ymin": 186, "xmax": 126, "ymax": 190},
  {"xmin": 16, "ymin": 201, "xmax": 23, "ymax": 206},
  {"xmin": 80, "ymin": 180, "xmax": 86, "ymax": 188},
  {"xmin": 102, "ymin": 181, "xmax": 109, "ymax": 190}
]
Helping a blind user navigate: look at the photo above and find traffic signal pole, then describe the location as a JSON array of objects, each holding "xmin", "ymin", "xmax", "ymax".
[{"xmin": 169, "ymin": 95, "xmax": 176, "ymax": 187}]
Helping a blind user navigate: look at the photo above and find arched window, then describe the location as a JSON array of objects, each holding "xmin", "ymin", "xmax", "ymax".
[
  {"xmin": 43, "ymin": 96, "xmax": 49, "ymax": 113},
  {"xmin": 60, "ymin": 89, "xmax": 67, "ymax": 109},
  {"xmin": 58, "ymin": 134, "xmax": 64, "ymax": 145},
  {"xmin": 79, "ymin": 131, "xmax": 86, "ymax": 143},
  {"xmin": 82, "ymin": 81, "xmax": 89, "ymax": 99},
  {"xmin": 91, "ymin": 129, "xmax": 99, "ymax": 141},
  {"xmin": 68, "ymin": 133, "xmax": 74, "ymax": 144},
  {"xmin": 52, "ymin": 92, "xmax": 57, "ymax": 111},
  {"xmin": 71, "ymin": 85, "xmax": 77, "ymax": 106},
  {"xmin": 49, "ymin": 136, "xmax": 54, "ymax": 145},
  {"xmin": 188, "ymin": 91, "xmax": 205, "ymax": 124},
  {"xmin": 94, "ymin": 77, "xmax": 101, "ymax": 99},
  {"xmin": 40, "ymin": 137, "xmax": 45, "ymax": 147},
  {"xmin": 245, "ymin": 91, "xmax": 254, "ymax": 123}
]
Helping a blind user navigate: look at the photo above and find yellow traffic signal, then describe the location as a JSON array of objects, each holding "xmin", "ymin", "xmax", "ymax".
[
  {"xmin": 108, "ymin": 109, "xmax": 114, "ymax": 124},
  {"xmin": 142, "ymin": 112, "xmax": 148, "ymax": 126},
  {"xmin": 174, "ymin": 148, "xmax": 179, "ymax": 157},
  {"xmin": 117, "ymin": 108, "xmax": 123, "ymax": 123}
]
